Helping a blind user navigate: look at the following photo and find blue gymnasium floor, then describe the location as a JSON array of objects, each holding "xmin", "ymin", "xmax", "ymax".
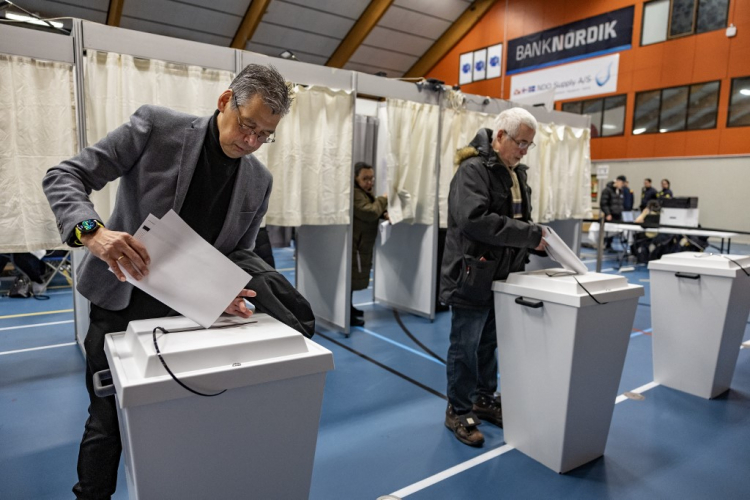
[{"xmin": 1, "ymin": 243, "xmax": 750, "ymax": 500}]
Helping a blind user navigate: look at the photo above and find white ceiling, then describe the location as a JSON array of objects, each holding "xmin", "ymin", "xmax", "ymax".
[{"xmin": 7, "ymin": 0, "xmax": 474, "ymax": 76}]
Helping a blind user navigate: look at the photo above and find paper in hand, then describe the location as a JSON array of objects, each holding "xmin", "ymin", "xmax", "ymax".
[{"xmin": 114, "ymin": 210, "xmax": 251, "ymax": 328}]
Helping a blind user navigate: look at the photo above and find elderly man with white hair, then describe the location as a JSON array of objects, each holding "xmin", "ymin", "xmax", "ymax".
[{"xmin": 439, "ymin": 107, "xmax": 547, "ymax": 447}]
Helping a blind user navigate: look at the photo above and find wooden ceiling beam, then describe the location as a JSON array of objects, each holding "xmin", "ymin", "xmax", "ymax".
[
  {"xmin": 106, "ymin": 0, "xmax": 124, "ymax": 27},
  {"xmin": 326, "ymin": 0, "xmax": 394, "ymax": 68},
  {"xmin": 231, "ymin": 0, "xmax": 273, "ymax": 49},
  {"xmin": 403, "ymin": 0, "xmax": 500, "ymax": 79}
]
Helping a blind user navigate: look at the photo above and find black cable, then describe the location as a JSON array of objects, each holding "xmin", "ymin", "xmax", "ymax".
[
  {"xmin": 315, "ymin": 330, "xmax": 447, "ymax": 401},
  {"xmin": 722, "ymin": 255, "xmax": 750, "ymax": 276},
  {"xmin": 546, "ymin": 270, "xmax": 608, "ymax": 305},
  {"xmin": 152, "ymin": 326, "xmax": 226, "ymax": 397},
  {"xmin": 393, "ymin": 310, "xmax": 446, "ymax": 365}
]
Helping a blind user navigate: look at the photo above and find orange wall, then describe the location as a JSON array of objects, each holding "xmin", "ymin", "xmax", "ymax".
[{"xmin": 426, "ymin": 0, "xmax": 750, "ymax": 159}]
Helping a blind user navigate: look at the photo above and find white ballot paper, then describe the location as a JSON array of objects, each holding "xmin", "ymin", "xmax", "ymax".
[
  {"xmin": 115, "ymin": 210, "xmax": 251, "ymax": 328},
  {"xmin": 542, "ymin": 226, "xmax": 588, "ymax": 275}
]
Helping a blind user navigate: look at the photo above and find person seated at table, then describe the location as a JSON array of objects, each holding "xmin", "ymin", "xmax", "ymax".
[
  {"xmin": 632, "ymin": 201, "xmax": 661, "ymax": 264},
  {"xmin": 0, "ymin": 252, "xmax": 47, "ymax": 295}
]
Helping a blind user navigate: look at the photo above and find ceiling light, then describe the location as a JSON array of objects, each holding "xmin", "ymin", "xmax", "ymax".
[
  {"xmin": 659, "ymin": 128, "xmax": 668, "ymax": 133},
  {"xmin": 279, "ymin": 50, "xmax": 298, "ymax": 61},
  {"xmin": 632, "ymin": 128, "xmax": 645, "ymax": 135},
  {"xmin": 740, "ymin": 89, "xmax": 750, "ymax": 96},
  {"xmin": 603, "ymin": 124, "xmax": 616, "ymax": 129},
  {"xmin": 5, "ymin": 11, "xmax": 63, "ymax": 29}
]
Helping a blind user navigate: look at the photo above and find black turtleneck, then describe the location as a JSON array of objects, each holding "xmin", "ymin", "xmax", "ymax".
[{"xmin": 180, "ymin": 110, "xmax": 240, "ymax": 245}]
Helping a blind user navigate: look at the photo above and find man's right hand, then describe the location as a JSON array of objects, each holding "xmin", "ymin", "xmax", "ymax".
[
  {"xmin": 81, "ymin": 227, "xmax": 150, "ymax": 282},
  {"xmin": 605, "ymin": 214, "xmax": 613, "ymax": 221}
]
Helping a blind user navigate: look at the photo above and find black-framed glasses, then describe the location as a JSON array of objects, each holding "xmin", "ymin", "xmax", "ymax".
[
  {"xmin": 232, "ymin": 94, "xmax": 276, "ymax": 144},
  {"xmin": 505, "ymin": 133, "xmax": 535, "ymax": 150}
]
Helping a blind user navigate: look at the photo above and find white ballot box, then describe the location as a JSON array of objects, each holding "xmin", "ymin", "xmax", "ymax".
[
  {"xmin": 493, "ymin": 270, "xmax": 643, "ymax": 473},
  {"xmin": 98, "ymin": 314, "xmax": 334, "ymax": 500},
  {"xmin": 649, "ymin": 252, "xmax": 750, "ymax": 399}
]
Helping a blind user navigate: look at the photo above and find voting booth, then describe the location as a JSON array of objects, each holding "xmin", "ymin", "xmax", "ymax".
[
  {"xmin": 493, "ymin": 269, "xmax": 643, "ymax": 473},
  {"xmin": 97, "ymin": 314, "xmax": 334, "ymax": 500},
  {"xmin": 649, "ymin": 252, "xmax": 750, "ymax": 399}
]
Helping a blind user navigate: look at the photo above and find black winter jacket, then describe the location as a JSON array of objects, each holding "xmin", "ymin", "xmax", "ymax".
[
  {"xmin": 439, "ymin": 128, "xmax": 543, "ymax": 309},
  {"xmin": 600, "ymin": 181, "xmax": 624, "ymax": 217}
]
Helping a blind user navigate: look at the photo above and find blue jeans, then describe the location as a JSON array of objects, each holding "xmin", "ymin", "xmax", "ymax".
[{"xmin": 446, "ymin": 305, "xmax": 498, "ymax": 414}]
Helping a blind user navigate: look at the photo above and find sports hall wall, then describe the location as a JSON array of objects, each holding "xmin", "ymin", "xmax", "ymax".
[{"xmin": 426, "ymin": 0, "xmax": 750, "ymax": 239}]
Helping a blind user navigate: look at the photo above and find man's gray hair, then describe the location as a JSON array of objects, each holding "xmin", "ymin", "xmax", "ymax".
[
  {"xmin": 230, "ymin": 64, "xmax": 292, "ymax": 116},
  {"xmin": 494, "ymin": 107, "xmax": 538, "ymax": 139}
]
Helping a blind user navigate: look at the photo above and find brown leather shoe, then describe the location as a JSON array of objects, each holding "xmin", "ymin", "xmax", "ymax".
[
  {"xmin": 445, "ymin": 404, "xmax": 484, "ymax": 447},
  {"xmin": 472, "ymin": 394, "xmax": 503, "ymax": 428}
]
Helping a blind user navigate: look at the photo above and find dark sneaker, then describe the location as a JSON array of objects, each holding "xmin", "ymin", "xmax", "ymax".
[
  {"xmin": 350, "ymin": 316, "xmax": 365, "ymax": 327},
  {"xmin": 445, "ymin": 404, "xmax": 484, "ymax": 447},
  {"xmin": 473, "ymin": 394, "xmax": 503, "ymax": 428},
  {"xmin": 351, "ymin": 306, "xmax": 364, "ymax": 318}
]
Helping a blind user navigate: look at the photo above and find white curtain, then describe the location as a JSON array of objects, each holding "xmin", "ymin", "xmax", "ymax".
[
  {"xmin": 0, "ymin": 55, "xmax": 77, "ymax": 252},
  {"xmin": 84, "ymin": 50, "xmax": 235, "ymax": 221},
  {"xmin": 380, "ymin": 98, "xmax": 439, "ymax": 225},
  {"xmin": 253, "ymin": 85, "xmax": 354, "ymax": 226},
  {"xmin": 439, "ymin": 108, "xmax": 496, "ymax": 228},
  {"xmin": 439, "ymin": 108, "xmax": 592, "ymax": 226},
  {"xmin": 524, "ymin": 123, "xmax": 592, "ymax": 222}
]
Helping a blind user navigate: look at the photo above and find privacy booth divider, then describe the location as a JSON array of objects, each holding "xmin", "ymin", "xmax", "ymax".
[{"xmin": 1, "ymin": 19, "xmax": 594, "ymax": 342}]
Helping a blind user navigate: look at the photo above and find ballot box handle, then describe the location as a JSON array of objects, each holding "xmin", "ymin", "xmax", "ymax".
[
  {"xmin": 93, "ymin": 369, "xmax": 116, "ymax": 398},
  {"xmin": 515, "ymin": 296, "xmax": 544, "ymax": 309},
  {"xmin": 675, "ymin": 272, "xmax": 700, "ymax": 280}
]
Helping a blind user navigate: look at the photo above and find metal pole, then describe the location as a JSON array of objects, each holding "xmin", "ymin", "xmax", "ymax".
[{"xmin": 596, "ymin": 214, "xmax": 606, "ymax": 273}]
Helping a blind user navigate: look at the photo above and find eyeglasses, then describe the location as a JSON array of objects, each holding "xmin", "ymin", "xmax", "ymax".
[
  {"xmin": 232, "ymin": 94, "xmax": 276, "ymax": 144},
  {"xmin": 505, "ymin": 133, "xmax": 536, "ymax": 151}
]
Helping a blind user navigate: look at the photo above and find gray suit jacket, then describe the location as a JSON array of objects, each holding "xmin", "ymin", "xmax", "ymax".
[{"xmin": 43, "ymin": 105, "xmax": 272, "ymax": 310}]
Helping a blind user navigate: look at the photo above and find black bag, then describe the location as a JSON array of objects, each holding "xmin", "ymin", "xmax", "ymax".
[
  {"xmin": 8, "ymin": 276, "xmax": 31, "ymax": 298},
  {"xmin": 228, "ymin": 249, "xmax": 315, "ymax": 338}
]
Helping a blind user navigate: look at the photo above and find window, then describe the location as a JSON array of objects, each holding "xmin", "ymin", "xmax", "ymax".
[
  {"xmin": 728, "ymin": 76, "xmax": 750, "ymax": 128},
  {"xmin": 560, "ymin": 95, "xmax": 627, "ymax": 137},
  {"xmin": 641, "ymin": 0, "xmax": 729, "ymax": 46},
  {"xmin": 633, "ymin": 81, "xmax": 720, "ymax": 134}
]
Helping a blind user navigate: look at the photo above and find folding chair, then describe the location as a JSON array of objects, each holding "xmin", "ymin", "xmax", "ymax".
[{"xmin": 41, "ymin": 251, "xmax": 72, "ymax": 288}]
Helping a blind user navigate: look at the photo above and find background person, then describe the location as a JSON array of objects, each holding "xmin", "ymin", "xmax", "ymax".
[
  {"xmin": 599, "ymin": 175, "xmax": 626, "ymax": 251},
  {"xmin": 657, "ymin": 178, "xmax": 673, "ymax": 199},
  {"xmin": 440, "ymin": 107, "xmax": 547, "ymax": 447},
  {"xmin": 351, "ymin": 161, "xmax": 388, "ymax": 327},
  {"xmin": 42, "ymin": 64, "xmax": 292, "ymax": 500},
  {"xmin": 640, "ymin": 178, "xmax": 658, "ymax": 210}
]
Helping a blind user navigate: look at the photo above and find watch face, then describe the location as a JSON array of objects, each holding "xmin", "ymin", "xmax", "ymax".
[{"xmin": 79, "ymin": 220, "xmax": 98, "ymax": 232}]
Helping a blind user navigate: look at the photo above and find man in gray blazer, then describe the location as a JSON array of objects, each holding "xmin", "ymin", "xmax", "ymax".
[{"xmin": 43, "ymin": 63, "xmax": 292, "ymax": 500}]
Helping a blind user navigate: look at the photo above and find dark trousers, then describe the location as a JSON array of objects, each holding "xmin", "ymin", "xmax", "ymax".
[
  {"xmin": 0, "ymin": 253, "xmax": 45, "ymax": 283},
  {"xmin": 74, "ymin": 288, "xmax": 171, "ymax": 500},
  {"xmin": 446, "ymin": 305, "xmax": 498, "ymax": 414}
]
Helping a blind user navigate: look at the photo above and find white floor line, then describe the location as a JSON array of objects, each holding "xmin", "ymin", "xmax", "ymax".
[
  {"xmin": 390, "ymin": 444, "xmax": 515, "ymax": 498},
  {"xmin": 392, "ymin": 380, "xmax": 660, "ymax": 498},
  {"xmin": 353, "ymin": 301, "xmax": 375, "ymax": 308},
  {"xmin": 0, "ymin": 342, "xmax": 76, "ymax": 356},
  {"xmin": 0, "ymin": 319, "xmax": 74, "ymax": 332}
]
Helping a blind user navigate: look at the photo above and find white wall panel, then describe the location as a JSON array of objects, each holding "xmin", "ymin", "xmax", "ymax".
[
  {"xmin": 361, "ymin": 26, "xmax": 433, "ymax": 56},
  {"xmin": 379, "ymin": 5, "xmax": 451, "ymax": 40},
  {"xmin": 261, "ymin": 2, "xmax": 355, "ymax": 39},
  {"xmin": 349, "ymin": 45, "xmax": 418, "ymax": 74},
  {"xmin": 252, "ymin": 23, "xmax": 339, "ymax": 58}
]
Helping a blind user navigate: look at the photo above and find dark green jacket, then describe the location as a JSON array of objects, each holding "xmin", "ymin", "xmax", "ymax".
[{"xmin": 352, "ymin": 184, "xmax": 387, "ymax": 291}]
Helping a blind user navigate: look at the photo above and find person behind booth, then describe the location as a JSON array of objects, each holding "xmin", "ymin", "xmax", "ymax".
[
  {"xmin": 622, "ymin": 178, "xmax": 634, "ymax": 213},
  {"xmin": 440, "ymin": 107, "xmax": 547, "ymax": 447},
  {"xmin": 42, "ymin": 64, "xmax": 292, "ymax": 500},
  {"xmin": 351, "ymin": 161, "xmax": 388, "ymax": 327},
  {"xmin": 640, "ymin": 178, "xmax": 658, "ymax": 211},
  {"xmin": 599, "ymin": 175, "xmax": 626, "ymax": 251},
  {"xmin": 657, "ymin": 178, "xmax": 673, "ymax": 199}
]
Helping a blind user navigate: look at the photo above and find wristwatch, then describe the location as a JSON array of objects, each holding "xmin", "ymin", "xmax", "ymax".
[{"xmin": 70, "ymin": 219, "xmax": 103, "ymax": 247}]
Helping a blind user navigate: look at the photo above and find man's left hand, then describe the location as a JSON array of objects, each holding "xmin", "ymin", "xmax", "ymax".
[{"xmin": 225, "ymin": 289, "xmax": 256, "ymax": 318}]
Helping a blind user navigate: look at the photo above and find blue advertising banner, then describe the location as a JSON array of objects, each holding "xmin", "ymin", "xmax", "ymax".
[{"xmin": 507, "ymin": 6, "xmax": 634, "ymax": 75}]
